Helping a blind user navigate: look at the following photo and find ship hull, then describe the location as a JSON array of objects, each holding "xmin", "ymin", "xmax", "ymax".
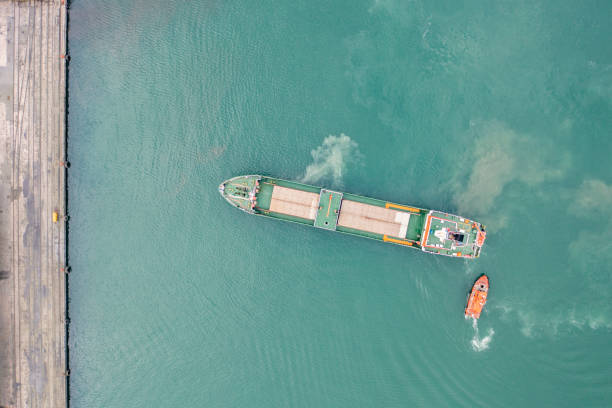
[
  {"xmin": 465, "ymin": 275, "xmax": 489, "ymax": 318},
  {"xmin": 219, "ymin": 175, "xmax": 486, "ymax": 258}
]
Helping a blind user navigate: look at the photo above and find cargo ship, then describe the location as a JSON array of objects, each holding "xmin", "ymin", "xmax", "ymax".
[{"xmin": 218, "ymin": 175, "xmax": 486, "ymax": 258}]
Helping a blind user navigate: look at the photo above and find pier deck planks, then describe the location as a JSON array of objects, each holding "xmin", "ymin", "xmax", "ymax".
[{"xmin": 0, "ymin": 1, "xmax": 68, "ymax": 407}]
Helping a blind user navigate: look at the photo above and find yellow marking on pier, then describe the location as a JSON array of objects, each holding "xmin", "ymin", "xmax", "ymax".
[
  {"xmin": 326, "ymin": 194, "xmax": 332, "ymax": 217},
  {"xmin": 385, "ymin": 202, "xmax": 420, "ymax": 213},
  {"xmin": 383, "ymin": 235, "xmax": 414, "ymax": 246}
]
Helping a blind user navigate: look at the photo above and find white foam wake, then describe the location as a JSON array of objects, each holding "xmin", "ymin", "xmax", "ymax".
[
  {"xmin": 471, "ymin": 318, "xmax": 494, "ymax": 352},
  {"xmin": 301, "ymin": 134, "xmax": 360, "ymax": 186}
]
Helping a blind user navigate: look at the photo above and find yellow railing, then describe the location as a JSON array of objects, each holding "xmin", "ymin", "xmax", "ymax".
[
  {"xmin": 385, "ymin": 202, "xmax": 420, "ymax": 213},
  {"xmin": 383, "ymin": 235, "xmax": 413, "ymax": 246}
]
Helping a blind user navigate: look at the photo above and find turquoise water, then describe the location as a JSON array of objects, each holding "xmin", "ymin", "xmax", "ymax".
[{"xmin": 68, "ymin": 0, "xmax": 612, "ymax": 406}]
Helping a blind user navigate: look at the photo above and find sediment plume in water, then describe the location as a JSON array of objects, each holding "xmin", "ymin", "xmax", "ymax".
[{"xmin": 301, "ymin": 134, "xmax": 360, "ymax": 186}]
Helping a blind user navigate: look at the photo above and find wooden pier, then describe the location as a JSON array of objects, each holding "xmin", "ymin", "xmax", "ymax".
[{"xmin": 0, "ymin": 1, "xmax": 68, "ymax": 407}]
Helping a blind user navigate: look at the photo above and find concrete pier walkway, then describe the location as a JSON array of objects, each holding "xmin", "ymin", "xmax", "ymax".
[{"xmin": 0, "ymin": 1, "xmax": 67, "ymax": 407}]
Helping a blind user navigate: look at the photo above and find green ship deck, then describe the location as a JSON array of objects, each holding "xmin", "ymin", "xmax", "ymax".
[{"xmin": 219, "ymin": 175, "xmax": 486, "ymax": 258}]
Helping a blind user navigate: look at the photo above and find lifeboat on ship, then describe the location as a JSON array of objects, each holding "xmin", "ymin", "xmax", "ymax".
[{"xmin": 465, "ymin": 275, "xmax": 489, "ymax": 319}]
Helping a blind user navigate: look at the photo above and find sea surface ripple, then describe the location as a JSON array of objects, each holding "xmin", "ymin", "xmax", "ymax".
[{"xmin": 68, "ymin": 0, "xmax": 612, "ymax": 406}]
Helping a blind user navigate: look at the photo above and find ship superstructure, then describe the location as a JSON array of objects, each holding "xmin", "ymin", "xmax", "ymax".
[{"xmin": 219, "ymin": 175, "xmax": 486, "ymax": 258}]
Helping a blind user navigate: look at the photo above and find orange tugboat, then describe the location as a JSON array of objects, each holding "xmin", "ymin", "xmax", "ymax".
[{"xmin": 465, "ymin": 275, "xmax": 489, "ymax": 319}]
